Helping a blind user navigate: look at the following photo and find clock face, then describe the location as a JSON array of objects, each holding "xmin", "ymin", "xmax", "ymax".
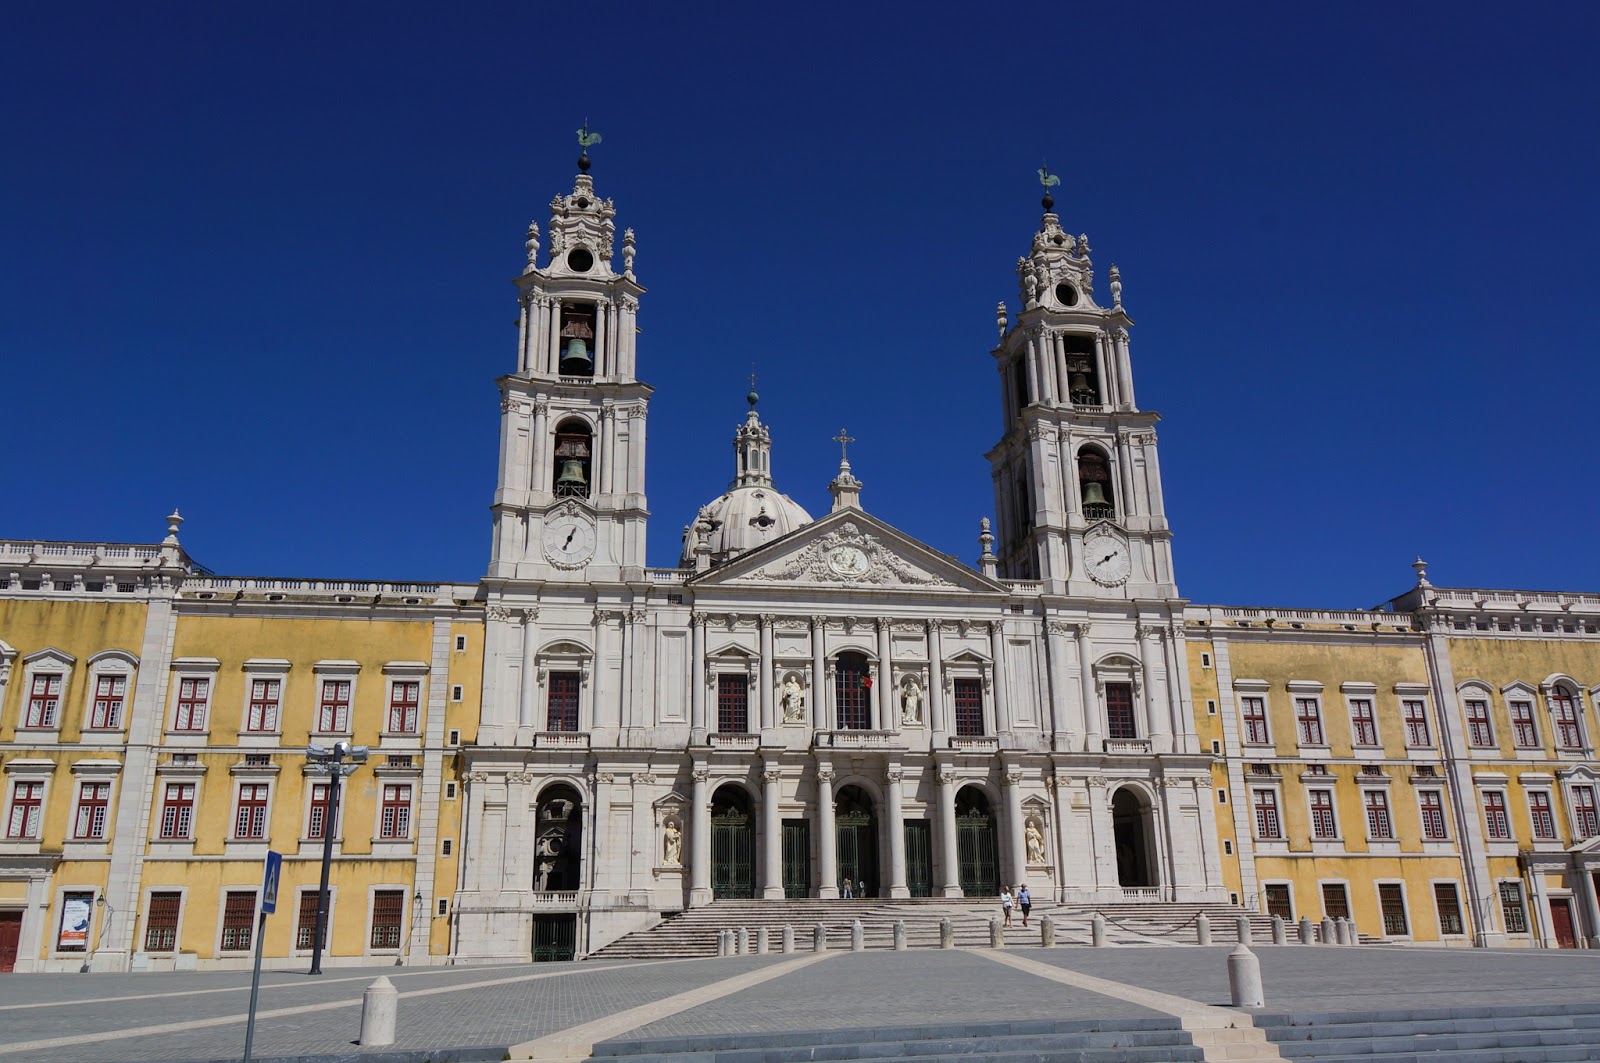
[
  {"xmin": 1084, "ymin": 531, "xmax": 1131, "ymax": 586},
  {"xmin": 827, "ymin": 545, "xmax": 869, "ymax": 578},
  {"xmin": 542, "ymin": 514, "xmax": 596, "ymax": 568}
]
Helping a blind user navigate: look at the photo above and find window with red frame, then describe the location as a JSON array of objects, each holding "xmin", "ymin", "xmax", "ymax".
[
  {"xmin": 317, "ymin": 679, "xmax": 351, "ymax": 733},
  {"xmin": 953, "ymin": 677, "xmax": 985, "ymax": 737},
  {"xmin": 246, "ymin": 678, "xmax": 280, "ymax": 733},
  {"xmin": 25, "ymin": 674, "xmax": 62, "ymax": 727},
  {"xmin": 1419, "ymin": 790, "xmax": 1448, "ymax": 840},
  {"xmin": 380, "ymin": 784, "xmax": 412, "ymax": 839},
  {"xmin": 1309, "ymin": 789, "xmax": 1338, "ymax": 839},
  {"xmin": 1106, "ymin": 682, "xmax": 1137, "ymax": 740},
  {"xmin": 1550, "ymin": 688, "xmax": 1584, "ymax": 749},
  {"xmin": 159, "ymin": 783, "xmax": 195, "ymax": 839},
  {"xmin": 1464, "ymin": 699, "xmax": 1494, "ymax": 747},
  {"xmin": 1349, "ymin": 698, "xmax": 1379, "ymax": 746},
  {"xmin": 1364, "ymin": 790, "xmax": 1393, "ymax": 839},
  {"xmin": 1500, "ymin": 881, "xmax": 1528, "ymax": 934},
  {"xmin": 1295, "ymin": 698, "xmax": 1325, "ymax": 745},
  {"xmin": 1529, "ymin": 791, "xmax": 1557, "ymax": 840},
  {"xmin": 220, "ymin": 891, "xmax": 256, "ymax": 951},
  {"xmin": 1509, "ymin": 700, "xmax": 1539, "ymax": 748},
  {"xmin": 834, "ymin": 652, "xmax": 871, "ymax": 730},
  {"xmin": 1252, "ymin": 789, "xmax": 1281, "ymax": 839},
  {"xmin": 295, "ymin": 892, "xmax": 325, "ymax": 949},
  {"xmin": 173, "ymin": 677, "xmax": 209, "ymax": 731},
  {"xmin": 1241, "ymin": 696, "xmax": 1269, "ymax": 744},
  {"xmin": 307, "ymin": 782, "xmax": 335, "ymax": 840},
  {"xmin": 89, "ymin": 674, "xmax": 126, "ymax": 729},
  {"xmin": 74, "ymin": 782, "xmax": 110, "ymax": 840},
  {"xmin": 235, "ymin": 784, "xmax": 269, "ymax": 839},
  {"xmin": 546, "ymin": 671, "xmax": 579, "ymax": 731},
  {"xmin": 1483, "ymin": 790, "xmax": 1512, "ymax": 840},
  {"xmin": 370, "ymin": 889, "xmax": 405, "ymax": 949},
  {"xmin": 1574, "ymin": 785, "xmax": 1599, "ymax": 839},
  {"xmin": 387, "ymin": 680, "xmax": 420, "ymax": 734},
  {"xmin": 716, "ymin": 674, "xmax": 749, "ymax": 733},
  {"xmin": 6, "ymin": 782, "xmax": 43, "ymax": 839},
  {"xmin": 144, "ymin": 891, "xmax": 181, "ymax": 951},
  {"xmin": 1434, "ymin": 882, "xmax": 1465, "ymax": 936},
  {"xmin": 1402, "ymin": 699, "xmax": 1431, "ymax": 747}
]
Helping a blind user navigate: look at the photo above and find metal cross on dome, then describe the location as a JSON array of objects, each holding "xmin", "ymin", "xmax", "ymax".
[{"xmin": 833, "ymin": 428, "xmax": 855, "ymax": 462}]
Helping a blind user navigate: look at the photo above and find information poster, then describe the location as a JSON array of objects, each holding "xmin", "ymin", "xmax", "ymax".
[{"xmin": 58, "ymin": 892, "xmax": 92, "ymax": 951}]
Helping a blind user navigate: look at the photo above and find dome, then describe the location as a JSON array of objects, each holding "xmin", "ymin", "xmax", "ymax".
[{"xmin": 680, "ymin": 485, "xmax": 813, "ymax": 567}]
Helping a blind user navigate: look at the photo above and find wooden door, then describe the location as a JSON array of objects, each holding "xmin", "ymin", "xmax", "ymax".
[
  {"xmin": 1550, "ymin": 898, "xmax": 1577, "ymax": 949},
  {"xmin": 0, "ymin": 911, "xmax": 22, "ymax": 973}
]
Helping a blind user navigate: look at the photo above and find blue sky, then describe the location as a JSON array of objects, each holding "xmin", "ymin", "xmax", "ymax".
[{"xmin": 5, "ymin": 4, "xmax": 1598, "ymax": 607}]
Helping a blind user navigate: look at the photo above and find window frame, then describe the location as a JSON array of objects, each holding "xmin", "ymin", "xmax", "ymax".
[
  {"xmin": 368, "ymin": 887, "xmax": 407, "ymax": 952},
  {"xmin": 6, "ymin": 780, "xmax": 45, "ymax": 839},
  {"xmin": 1240, "ymin": 695, "xmax": 1270, "ymax": 746},
  {"xmin": 1252, "ymin": 786, "xmax": 1283, "ymax": 841},
  {"xmin": 379, "ymin": 783, "xmax": 412, "ymax": 840},
  {"xmin": 73, "ymin": 780, "xmax": 112, "ymax": 840},
  {"xmin": 1401, "ymin": 698, "xmax": 1432, "ymax": 749},
  {"xmin": 386, "ymin": 678, "xmax": 421, "ymax": 735},
  {"xmin": 1462, "ymin": 695, "xmax": 1495, "ymax": 749},
  {"xmin": 158, "ymin": 782, "xmax": 197, "ymax": 840},
  {"xmin": 1376, "ymin": 881, "xmax": 1410, "ymax": 938},
  {"xmin": 305, "ymin": 780, "xmax": 341, "ymax": 842},
  {"xmin": 953, "ymin": 676, "xmax": 986, "ymax": 737},
  {"xmin": 143, "ymin": 889, "xmax": 184, "ymax": 953},
  {"xmin": 1482, "ymin": 789, "xmax": 1513, "ymax": 841},
  {"xmin": 82, "ymin": 650, "xmax": 137, "ymax": 734},
  {"xmin": 240, "ymin": 659, "xmax": 291, "ymax": 740},
  {"xmin": 1342, "ymin": 682, "xmax": 1381, "ymax": 748},
  {"xmin": 1418, "ymin": 788, "xmax": 1449, "ymax": 841},
  {"xmin": 1569, "ymin": 783, "xmax": 1599, "ymax": 840},
  {"xmin": 233, "ymin": 783, "xmax": 270, "ymax": 841},
  {"xmin": 1498, "ymin": 880, "xmax": 1529, "ymax": 935},
  {"xmin": 219, "ymin": 889, "xmax": 258, "ymax": 953},
  {"xmin": 1505, "ymin": 688, "xmax": 1540, "ymax": 749},
  {"xmin": 546, "ymin": 670, "xmax": 581, "ymax": 732},
  {"xmin": 1432, "ymin": 881, "xmax": 1466, "ymax": 937},
  {"xmin": 1308, "ymin": 787, "xmax": 1339, "ymax": 840},
  {"xmin": 1528, "ymin": 789, "xmax": 1558, "ymax": 841},
  {"xmin": 1294, "ymin": 696, "xmax": 1326, "ymax": 747},
  {"xmin": 1546, "ymin": 683, "xmax": 1586, "ymax": 752},
  {"xmin": 1363, "ymin": 788, "xmax": 1394, "ymax": 840},
  {"xmin": 19, "ymin": 648, "xmax": 75, "ymax": 736}
]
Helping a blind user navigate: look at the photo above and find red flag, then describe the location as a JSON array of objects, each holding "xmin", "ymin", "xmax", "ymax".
[{"xmin": 862, "ymin": 676, "xmax": 873, "ymax": 689}]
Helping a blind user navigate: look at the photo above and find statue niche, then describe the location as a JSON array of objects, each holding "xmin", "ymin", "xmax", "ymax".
[{"xmin": 534, "ymin": 784, "xmax": 583, "ymax": 892}]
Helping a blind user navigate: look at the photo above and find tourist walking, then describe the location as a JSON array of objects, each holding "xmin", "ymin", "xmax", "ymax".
[
  {"xmin": 1000, "ymin": 885, "xmax": 1014, "ymax": 927},
  {"xmin": 1017, "ymin": 884, "xmax": 1032, "ymax": 927}
]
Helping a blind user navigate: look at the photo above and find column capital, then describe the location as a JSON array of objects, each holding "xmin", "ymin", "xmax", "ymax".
[
  {"xmin": 1004, "ymin": 770, "xmax": 1024, "ymax": 786},
  {"xmin": 885, "ymin": 770, "xmax": 904, "ymax": 784},
  {"xmin": 810, "ymin": 614, "xmax": 827, "ymax": 629},
  {"xmin": 762, "ymin": 769, "xmax": 782, "ymax": 784},
  {"xmin": 937, "ymin": 770, "xmax": 959, "ymax": 786},
  {"xmin": 759, "ymin": 613, "xmax": 777, "ymax": 627},
  {"xmin": 816, "ymin": 768, "xmax": 836, "ymax": 783},
  {"xmin": 692, "ymin": 768, "xmax": 711, "ymax": 783},
  {"xmin": 1086, "ymin": 775, "xmax": 1108, "ymax": 789}
]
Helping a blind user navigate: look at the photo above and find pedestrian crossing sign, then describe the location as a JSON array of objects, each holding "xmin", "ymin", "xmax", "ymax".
[{"xmin": 261, "ymin": 850, "xmax": 282, "ymax": 914}]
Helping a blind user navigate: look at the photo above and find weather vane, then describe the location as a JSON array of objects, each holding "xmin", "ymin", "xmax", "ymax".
[
  {"xmin": 1038, "ymin": 165, "xmax": 1060, "ymax": 211},
  {"xmin": 576, "ymin": 120, "xmax": 603, "ymax": 171},
  {"xmin": 833, "ymin": 427, "xmax": 855, "ymax": 463}
]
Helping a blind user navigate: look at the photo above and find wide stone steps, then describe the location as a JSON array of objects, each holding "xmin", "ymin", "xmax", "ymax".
[{"xmin": 1255, "ymin": 1001, "xmax": 1600, "ymax": 1062}]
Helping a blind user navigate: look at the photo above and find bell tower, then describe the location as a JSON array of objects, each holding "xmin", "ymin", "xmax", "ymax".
[
  {"xmin": 489, "ymin": 141, "xmax": 651, "ymax": 582},
  {"xmin": 986, "ymin": 173, "xmax": 1176, "ymax": 599}
]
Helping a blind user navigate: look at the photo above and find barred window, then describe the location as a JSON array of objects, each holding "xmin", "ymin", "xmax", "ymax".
[
  {"xmin": 220, "ymin": 891, "xmax": 256, "ymax": 951},
  {"xmin": 1378, "ymin": 883, "xmax": 1409, "ymax": 936},
  {"xmin": 296, "ymin": 891, "xmax": 327, "ymax": 950},
  {"xmin": 834, "ymin": 652, "xmax": 870, "ymax": 730},
  {"xmin": 953, "ymin": 678, "xmax": 984, "ymax": 737},
  {"xmin": 546, "ymin": 671, "xmax": 580, "ymax": 731},
  {"xmin": 716, "ymin": 674, "xmax": 749, "ymax": 734},
  {"xmin": 1433, "ymin": 882, "xmax": 1465, "ymax": 936},
  {"xmin": 370, "ymin": 889, "xmax": 405, "ymax": 949},
  {"xmin": 144, "ymin": 891, "xmax": 182, "ymax": 952}
]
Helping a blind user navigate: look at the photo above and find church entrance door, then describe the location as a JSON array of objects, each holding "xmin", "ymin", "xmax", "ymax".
[
  {"xmin": 782, "ymin": 819, "xmax": 811, "ymax": 898},
  {"xmin": 904, "ymin": 820, "xmax": 934, "ymax": 897},
  {"xmin": 955, "ymin": 787, "xmax": 999, "ymax": 896},
  {"xmin": 711, "ymin": 787, "xmax": 755, "ymax": 899},
  {"xmin": 835, "ymin": 786, "xmax": 879, "ymax": 896},
  {"xmin": 1111, "ymin": 787, "xmax": 1158, "ymax": 888},
  {"xmin": 531, "ymin": 914, "xmax": 576, "ymax": 962}
]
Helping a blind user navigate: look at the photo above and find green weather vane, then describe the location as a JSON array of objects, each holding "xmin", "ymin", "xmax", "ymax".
[
  {"xmin": 577, "ymin": 121, "xmax": 603, "ymax": 155},
  {"xmin": 1038, "ymin": 165, "xmax": 1061, "ymax": 191}
]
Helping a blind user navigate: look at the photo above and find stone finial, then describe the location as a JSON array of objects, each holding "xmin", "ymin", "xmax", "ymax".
[
  {"xmin": 622, "ymin": 227, "xmax": 636, "ymax": 278},
  {"xmin": 163, "ymin": 509, "xmax": 184, "ymax": 544},
  {"xmin": 524, "ymin": 221, "xmax": 540, "ymax": 273},
  {"xmin": 1109, "ymin": 264, "xmax": 1122, "ymax": 309},
  {"xmin": 828, "ymin": 428, "xmax": 863, "ymax": 512},
  {"xmin": 1077, "ymin": 233, "xmax": 1091, "ymax": 256},
  {"xmin": 996, "ymin": 301, "xmax": 1008, "ymax": 338},
  {"xmin": 978, "ymin": 517, "xmax": 997, "ymax": 579},
  {"xmin": 1413, "ymin": 556, "xmax": 1431, "ymax": 588}
]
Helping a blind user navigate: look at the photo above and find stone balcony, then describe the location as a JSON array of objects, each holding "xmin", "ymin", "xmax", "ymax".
[
  {"xmin": 1104, "ymin": 738, "xmax": 1152, "ymax": 755},
  {"xmin": 532, "ymin": 731, "xmax": 590, "ymax": 750},
  {"xmin": 814, "ymin": 730, "xmax": 900, "ymax": 750}
]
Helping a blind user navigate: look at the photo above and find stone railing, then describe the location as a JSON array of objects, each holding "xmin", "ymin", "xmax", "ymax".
[
  {"xmin": 949, "ymin": 736, "xmax": 999, "ymax": 753},
  {"xmin": 184, "ymin": 576, "xmax": 450, "ymax": 598},
  {"xmin": 1104, "ymin": 739, "xmax": 1151, "ymax": 755},
  {"xmin": 1120, "ymin": 887, "xmax": 1167, "ymax": 902},
  {"xmin": 532, "ymin": 732, "xmax": 590, "ymax": 750},
  {"xmin": 815, "ymin": 730, "xmax": 898, "ymax": 750},
  {"xmin": 708, "ymin": 733, "xmax": 758, "ymax": 750},
  {"xmin": 530, "ymin": 891, "xmax": 580, "ymax": 908}
]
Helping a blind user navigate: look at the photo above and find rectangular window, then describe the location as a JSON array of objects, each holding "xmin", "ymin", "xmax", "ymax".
[
  {"xmin": 1264, "ymin": 884, "xmax": 1293, "ymax": 919},
  {"xmin": 246, "ymin": 678, "xmax": 281, "ymax": 733},
  {"xmin": 1364, "ymin": 790, "xmax": 1393, "ymax": 839},
  {"xmin": 1295, "ymin": 697, "xmax": 1325, "ymax": 745},
  {"xmin": 73, "ymin": 782, "xmax": 111, "ymax": 840},
  {"xmin": 1349, "ymin": 698, "xmax": 1379, "ymax": 746},
  {"xmin": 1499, "ymin": 881, "xmax": 1528, "ymax": 934},
  {"xmin": 1252, "ymin": 789, "xmax": 1281, "ymax": 839},
  {"xmin": 26, "ymin": 673, "xmax": 62, "ymax": 727},
  {"xmin": 1434, "ymin": 882, "xmax": 1465, "ymax": 936},
  {"xmin": 834, "ymin": 658, "xmax": 870, "ymax": 730},
  {"xmin": 234, "ymin": 784, "xmax": 269, "ymax": 840},
  {"xmin": 380, "ymin": 784, "xmax": 412, "ymax": 839},
  {"xmin": 1483, "ymin": 790, "xmax": 1512, "ymax": 840},
  {"xmin": 1509, "ymin": 700, "xmax": 1539, "ymax": 748},
  {"xmin": 1321, "ymin": 882, "xmax": 1351, "ymax": 921},
  {"xmin": 1309, "ymin": 789, "xmax": 1338, "ymax": 839},
  {"xmin": 296, "ymin": 891, "xmax": 326, "ymax": 950},
  {"xmin": 1105, "ymin": 682, "xmax": 1137, "ymax": 740},
  {"xmin": 387, "ymin": 680, "xmax": 420, "ymax": 734},
  {"xmin": 1574, "ymin": 785, "xmax": 1599, "ymax": 839},
  {"xmin": 370, "ymin": 889, "xmax": 405, "ymax": 949},
  {"xmin": 159, "ymin": 783, "xmax": 196, "ymax": 840},
  {"xmin": 307, "ymin": 782, "xmax": 334, "ymax": 840},
  {"xmin": 144, "ymin": 891, "xmax": 182, "ymax": 951},
  {"xmin": 1378, "ymin": 883, "xmax": 1409, "ymax": 936},
  {"xmin": 953, "ymin": 678, "xmax": 984, "ymax": 737},
  {"xmin": 716, "ymin": 674, "xmax": 749, "ymax": 733},
  {"xmin": 1419, "ymin": 790, "xmax": 1448, "ymax": 840},
  {"xmin": 173, "ymin": 677, "xmax": 209, "ymax": 731},
  {"xmin": 1530, "ymin": 791, "xmax": 1557, "ymax": 840},
  {"xmin": 1550, "ymin": 689, "xmax": 1583, "ymax": 749},
  {"xmin": 1464, "ymin": 699, "xmax": 1494, "ymax": 748},
  {"xmin": 90, "ymin": 674, "xmax": 126, "ymax": 729},
  {"xmin": 546, "ymin": 671, "xmax": 579, "ymax": 731},
  {"xmin": 1402, "ymin": 699, "xmax": 1431, "ymax": 747},
  {"xmin": 317, "ymin": 679, "xmax": 351, "ymax": 733},
  {"xmin": 7, "ymin": 782, "xmax": 44, "ymax": 839},
  {"xmin": 1241, "ymin": 696, "xmax": 1269, "ymax": 744},
  {"xmin": 220, "ymin": 891, "xmax": 257, "ymax": 951}
]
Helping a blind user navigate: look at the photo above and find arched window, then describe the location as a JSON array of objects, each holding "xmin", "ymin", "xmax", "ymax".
[
  {"xmin": 1078, "ymin": 446, "xmax": 1115, "ymax": 519},
  {"xmin": 533, "ymin": 784, "xmax": 583, "ymax": 891},
  {"xmin": 552, "ymin": 419, "xmax": 592, "ymax": 499},
  {"xmin": 835, "ymin": 651, "xmax": 871, "ymax": 730},
  {"xmin": 1063, "ymin": 334, "xmax": 1100, "ymax": 406},
  {"xmin": 1547, "ymin": 681, "xmax": 1586, "ymax": 750},
  {"xmin": 557, "ymin": 302, "xmax": 595, "ymax": 377}
]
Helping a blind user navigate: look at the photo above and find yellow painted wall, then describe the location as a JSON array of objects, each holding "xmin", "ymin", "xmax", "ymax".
[{"xmin": 0, "ymin": 598, "xmax": 147, "ymax": 742}]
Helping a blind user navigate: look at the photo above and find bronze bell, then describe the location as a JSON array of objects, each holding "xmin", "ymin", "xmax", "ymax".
[
  {"xmin": 561, "ymin": 336, "xmax": 592, "ymax": 372},
  {"xmin": 1069, "ymin": 373, "xmax": 1090, "ymax": 392},
  {"xmin": 1082, "ymin": 481, "xmax": 1109, "ymax": 507},
  {"xmin": 555, "ymin": 459, "xmax": 588, "ymax": 491}
]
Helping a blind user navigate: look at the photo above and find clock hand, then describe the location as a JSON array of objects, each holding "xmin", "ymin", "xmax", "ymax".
[
  {"xmin": 1099, "ymin": 552, "xmax": 1117, "ymax": 564},
  {"xmin": 563, "ymin": 528, "xmax": 576, "ymax": 549}
]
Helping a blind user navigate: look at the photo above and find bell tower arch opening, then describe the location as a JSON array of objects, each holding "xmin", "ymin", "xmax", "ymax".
[{"xmin": 552, "ymin": 419, "xmax": 593, "ymax": 500}]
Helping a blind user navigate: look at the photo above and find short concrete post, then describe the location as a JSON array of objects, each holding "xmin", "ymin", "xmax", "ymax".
[
  {"xmin": 939, "ymin": 917, "xmax": 954, "ymax": 949},
  {"xmin": 717, "ymin": 930, "xmax": 729, "ymax": 956},
  {"xmin": 1196, "ymin": 913, "xmax": 1212, "ymax": 945},
  {"xmin": 1320, "ymin": 917, "xmax": 1335, "ymax": 945},
  {"xmin": 1333, "ymin": 919, "xmax": 1349, "ymax": 946},
  {"xmin": 989, "ymin": 916, "xmax": 1005, "ymax": 949},
  {"xmin": 360, "ymin": 976, "xmax": 398, "ymax": 1047},
  {"xmin": 736, "ymin": 927, "xmax": 749, "ymax": 954},
  {"xmin": 1297, "ymin": 916, "xmax": 1314, "ymax": 945},
  {"xmin": 782, "ymin": 924, "xmax": 795, "ymax": 953},
  {"xmin": 757, "ymin": 926, "xmax": 769, "ymax": 954},
  {"xmin": 893, "ymin": 919, "xmax": 906, "ymax": 951},
  {"xmin": 813, "ymin": 923, "xmax": 826, "ymax": 952},
  {"xmin": 1343, "ymin": 917, "xmax": 1358, "ymax": 945},
  {"xmin": 1091, "ymin": 913, "xmax": 1107, "ymax": 947},
  {"xmin": 1227, "ymin": 945, "xmax": 1264, "ymax": 1008},
  {"xmin": 1040, "ymin": 915, "xmax": 1055, "ymax": 947},
  {"xmin": 851, "ymin": 919, "xmax": 864, "ymax": 952},
  {"xmin": 1236, "ymin": 914, "xmax": 1253, "ymax": 945},
  {"xmin": 1272, "ymin": 914, "xmax": 1286, "ymax": 945}
]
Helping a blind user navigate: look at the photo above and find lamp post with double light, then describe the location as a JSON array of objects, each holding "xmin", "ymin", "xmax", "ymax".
[{"xmin": 305, "ymin": 740, "xmax": 367, "ymax": 975}]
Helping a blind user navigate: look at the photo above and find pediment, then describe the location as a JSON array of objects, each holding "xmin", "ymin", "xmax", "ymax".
[{"xmin": 691, "ymin": 510, "xmax": 1006, "ymax": 596}]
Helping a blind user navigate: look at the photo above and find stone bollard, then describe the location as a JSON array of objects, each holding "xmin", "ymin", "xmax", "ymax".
[
  {"xmin": 1320, "ymin": 917, "xmax": 1335, "ymax": 946},
  {"xmin": 989, "ymin": 916, "xmax": 1005, "ymax": 949},
  {"xmin": 757, "ymin": 926, "xmax": 769, "ymax": 954},
  {"xmin": 1197, "ymin": 913, "xmax": 1212, "ymax": 945},
  {"xmin": 893, "ymin": 919, "xmax": 907, "ymax": 951},
  {"xmin": 717, "ymin": 930, "xmax": 729, "ymax": 956},
  {"xmin": 851, "ymin": 919, "xmax": 864, "ymax": 952},
  {"xmin": 1227, "ymin": 945, "xmax": 1264, "ymax": 1008},
  {"xmin": 1334, "ymin": 919, "xmax": 1350, "ymax": 946},
  {"xmin": 1272, "ymin": 915, "xmax": 1286, "ymax": 945},
  {"xmin": 939, "ymin": 917, "xmax": 955, "ymax": 949},
  {"xmin": 1298, "ymin": 916, "xmax": 1314, "ymax": 945},
  {"xmin": 1236, "ymin": 914, "xmax": 1253, "ymax": 945},
  {"xmin": 736, "ymin": 927, "xmax": 749, "ymax": 955},
  {"xmin": 1344, "ymin": 918, "xmax": 1359, "ymax": 945},
  {"xmin": 813, "ymin": 923, "xmax": 827, "ymax": 952},
  {"xmin": 1041, "ymin": 915, "xmax": 1055, "ymax": 948},
  {"xmin": 1091, "ymin": 913, "xmax": 1107, "ymax": 947},
  {"xmin": 782, "ymin": 924, "xmax": 795, "ymax": 954},
  {"xmin": 360, "ymin": 976, "xmax": 398, "ymax": 1046}
]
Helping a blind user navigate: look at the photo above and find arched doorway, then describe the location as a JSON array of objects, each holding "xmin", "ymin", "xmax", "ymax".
[
  {"xmin": 533, "ymin": 784, "xmax": 582, "ymax": 892},
  {"xmin": 955, "ymin": 786, "xmax": 999, "ymax": 896},
  {"xmin": 835, "ymin": 785, "xmax": 879, "ymax": 896},
  {"xmin": 1111, "ymin": 787, "xmax": 1158, "ymax": 888},
  {"xmin": 711, "ymin": 786, "xmax": 755, "ymax": 898}
]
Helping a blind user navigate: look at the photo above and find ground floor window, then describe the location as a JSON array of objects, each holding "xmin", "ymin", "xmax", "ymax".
[
  {"xmin": 220, "ymin": 891, "xmax": 256, "ymax": 951},
  {"xmin": 1433, "ymin": 882, "xmax": 1465, "ymax": 936},
  {"xmin": 296, "ymin": 891, "xmax": 327, "ymax": 950},
  {"xmin": 1378, "ymin": 883, "xmax": 1409, "ymax": 936},
  {"xmin": 370, "ymin": 889, "xmax": 405, "ymax": 949},
  {"xmin": 144, "ymin": 891, "xmax": 181, "ymax": 952},
  {"xmin": 1264, "ymin": 883, "xmax": 1293, "ymax": 920},
  {"xmin": 1321, "ymin": 882, "xmax": 1351, "ymax": 921},
  {"xmin": 1499, "ymin": 882, "xmax": 1528, "ymax": 934}
]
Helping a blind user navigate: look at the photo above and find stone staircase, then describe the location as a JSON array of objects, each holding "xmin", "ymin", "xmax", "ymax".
[{"xmin": 1254, "ymin": 1001, "xmax": 1600, "ymax": 1061}]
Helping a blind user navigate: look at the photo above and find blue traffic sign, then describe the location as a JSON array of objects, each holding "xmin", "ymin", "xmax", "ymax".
[{"xmin": 261, "ymin": 851, "xmax": 283, "ymax": 914}]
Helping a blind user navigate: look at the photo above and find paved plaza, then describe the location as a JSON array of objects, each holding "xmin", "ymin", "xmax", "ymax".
[{"xmin": 0, "ymin": 945, "xmax": 1597, "ymax": 1062}]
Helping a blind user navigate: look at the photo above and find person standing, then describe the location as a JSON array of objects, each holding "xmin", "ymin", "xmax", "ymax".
[
  {"xmin": 1017, "ymin": 883, "xmax": 1032, "ymax": 927},
  {"xmin": 1000, "ymin": 885, "xmax": 1014, "ymax": 928},
  {"xmin": 841, "ymin": 878, "xmax": 854, "ymax": 899}
]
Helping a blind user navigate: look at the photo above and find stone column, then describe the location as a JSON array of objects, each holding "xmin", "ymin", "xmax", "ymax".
[
  {"xmin": 886, "ymin": 767, "xmax": 908, "ymax": 898},
  {"xmin": 690, "ymin": 614, "xmax": 707, "ymax": 744},
  {"xmin": 547, "ymin": 304, "xmax": 561, "ymax": 376},
  {"xmin": 810, "ymin": 616, "xmax": 827, "ymax": 733},
  {"xmin": 1161, "ymin": 623, "xmax": 1193, "ymax": 754},
  {"xmin": 1087, "ymin": 776, "xmax": 1117, "ymax": 898},
  {"xmin": 1047, "ymin": 777, "xmax": 1072, "ymax": 901},
  {"xmin": 1573, "ymin": 858, "xmax": 1600, "ymax": 948},
  {"xmin": 876, "ymin": 619, "xmax": 893, "ymax": 731},
  {"xmin": 762, "ymin": 766, "xmax": 784, "ymax": 899},
  {"xmin": 1092, "ymin": 331, "xmax": 1113, "ymax": 407},
  {"xmin": 1003, "ymin": 765, "xmax": 1027, "ymax": 887},
  {"xmin": 1138, "ymin": 625, "xmax": 1165, "ymax": 749},
  {"xmin": 1076, "ymin": 624, "xmax": 1100, "ymax": 752},
  {"xmin": 927, "ymin": 620, "xmax": 947, "ymax": 743},
  {"xmin": 759, "ymin": 615, "xmax": 776, "ymax": 739},
  {"xmin": 1114, "ymin": 327, "xmax": 1135, "ymax": 410},
  {"xmin": 816, "ymin": 766, "xmax": 839, "ymax": 899},
  {"xmin": 530, "ymin": 400, "xmax": 550, "ymax": 493},
  {"xmin": 989, "ymin": 621, "xmax": 1012, "ymax": 737},
  {"xmin": 592, "ymin": 609, "xmax": 617, "ymax": 739},
  {"xmin": 1115, "ymin": 433, "xmax": 1138, "ymax": 519},
  {"xmin": 599, "ymin": 405, "xmax": 616, "ymax": 495},
  {"xmin": 619, "ymin": 609, "xmax": 637, "ymax": 732},
  {"xmin": 590, "ymin": 772, "xmax": 614, "ymax": 902},
  {"xmin": 938, "ymin": 769, "xmax": 962, "ymax": 897},
  {"xmin": 518, "ymin": 608, "xmax": 539, "ymax": 738},
  {"xmin": 690, "ymin": 767, "xmax": 712, "ymax": 906},
  {"xmin": 1044, "ymin": 621, "xmax": 1077, "ymax": 750},
  {"xmin": 594, "ymin": 302, "xmax": 608, "ymax": 379}
]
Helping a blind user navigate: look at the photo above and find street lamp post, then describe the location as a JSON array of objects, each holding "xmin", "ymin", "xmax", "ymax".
[{"xmin": 306, "ymin": 740, "xmax": 368, "ymax": 975}]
